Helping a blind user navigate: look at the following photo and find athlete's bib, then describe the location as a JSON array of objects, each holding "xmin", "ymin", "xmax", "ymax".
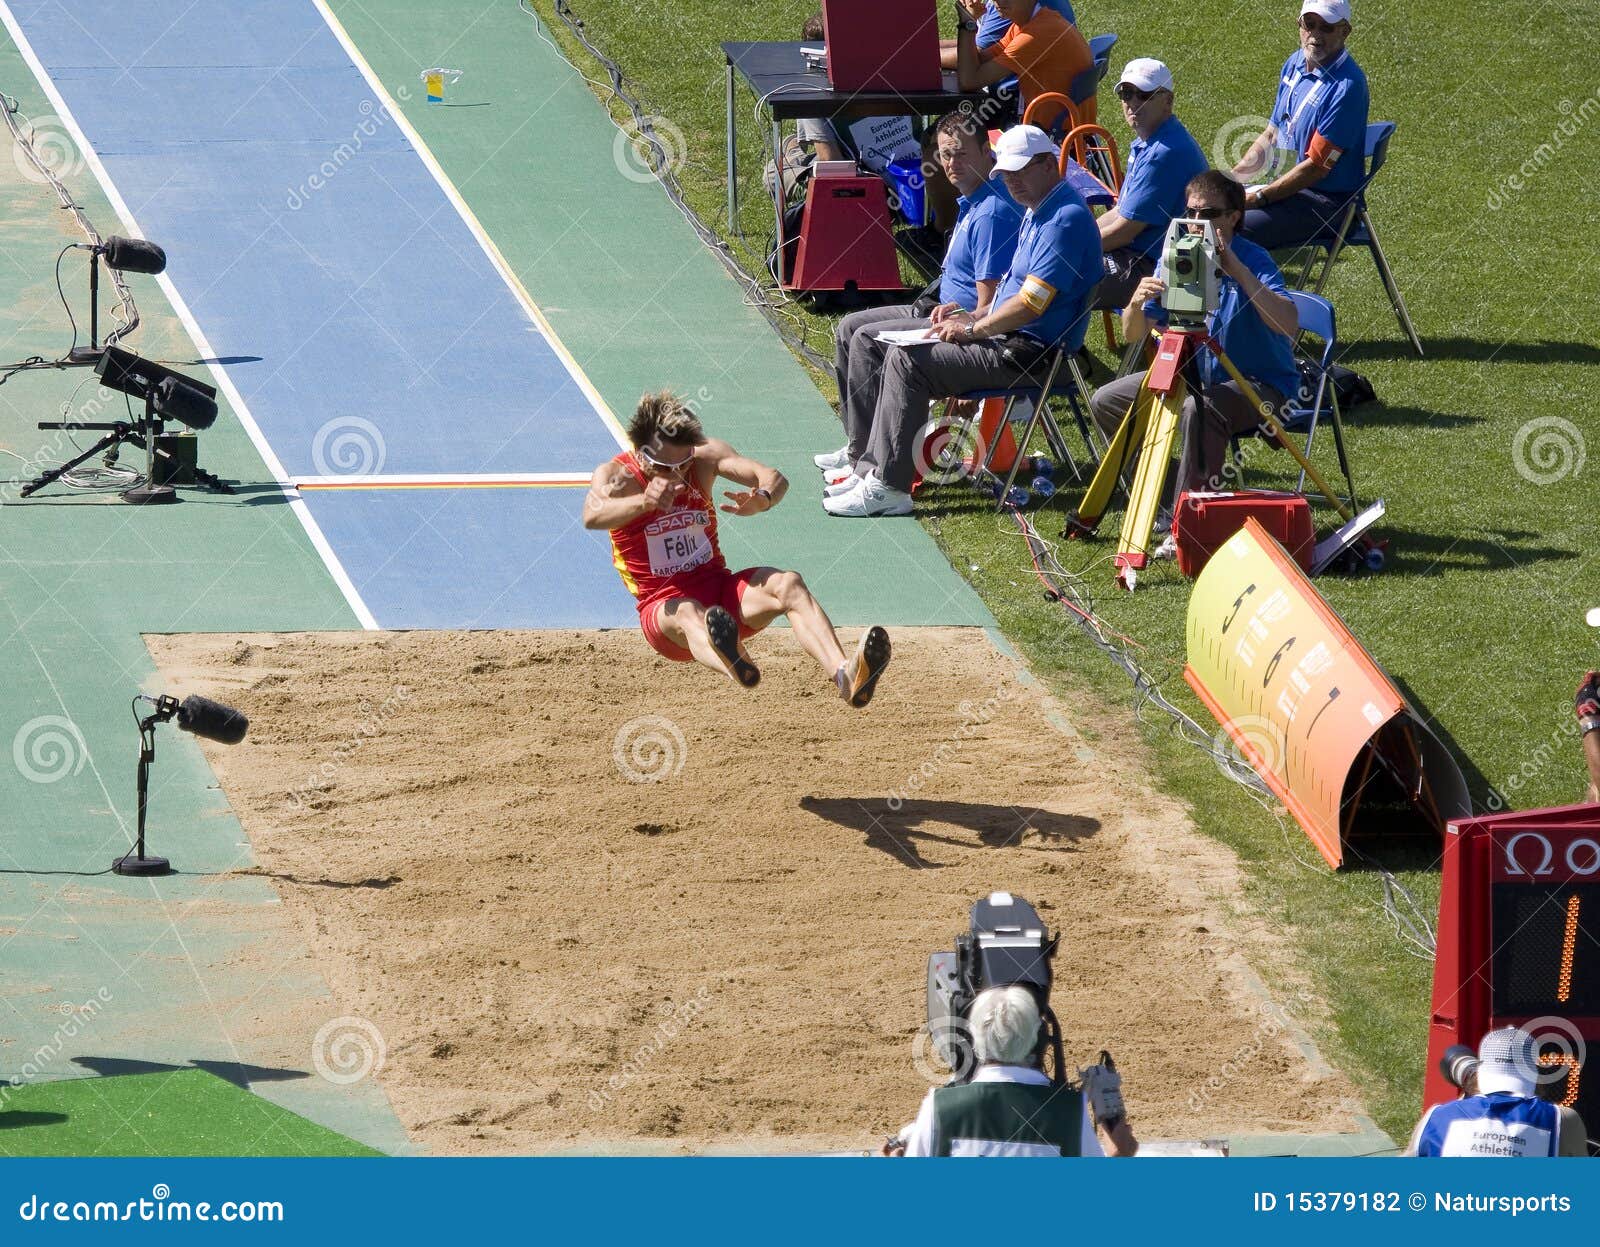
[{"xmin": 642, "ymin": 508, "xmax": 714, "ymax": 578}]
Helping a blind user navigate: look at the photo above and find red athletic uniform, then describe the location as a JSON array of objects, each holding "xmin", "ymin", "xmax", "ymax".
[{"xmin": 608, "ymin": 452, "xmax": 758, "ymax": 661}]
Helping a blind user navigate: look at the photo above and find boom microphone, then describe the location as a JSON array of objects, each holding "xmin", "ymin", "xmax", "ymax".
[
  {"xmin": 100, "ymin": 236, "xmax": 167, "ymax": 275},
  {"xmin": 174, "ymin": 694, "xmax": 248, "ymax": 745}
]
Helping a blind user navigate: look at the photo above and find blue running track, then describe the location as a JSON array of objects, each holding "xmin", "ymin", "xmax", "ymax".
[{"xmin": 6, "ymin": 0, "xmax": 638, "ymax": 627}]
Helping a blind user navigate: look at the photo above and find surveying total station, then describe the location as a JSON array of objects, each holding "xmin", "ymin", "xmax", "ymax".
[{"xmin": 1068, "ymin": 218, "xmax": 1377, "ymax": 590}]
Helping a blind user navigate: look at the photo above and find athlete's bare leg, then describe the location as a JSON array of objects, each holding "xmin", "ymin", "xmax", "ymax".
[
  {"xmin": 654, "ymin": 598, "xmax": 760, "ymax": 687},
  {"xmin": 739, "ymin": 567, "xmax": 891, "ymax": 706}
]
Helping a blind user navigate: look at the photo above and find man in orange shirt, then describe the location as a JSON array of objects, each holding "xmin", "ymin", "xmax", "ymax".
[{"xmin": 954, "ymin": 0, "xmax": 1095, "ymax": 123}]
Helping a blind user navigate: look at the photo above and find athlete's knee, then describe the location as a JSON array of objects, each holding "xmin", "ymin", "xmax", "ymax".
[{"xmin": 766, "ymin": 569, "xmax": 810, "ymax": 608}]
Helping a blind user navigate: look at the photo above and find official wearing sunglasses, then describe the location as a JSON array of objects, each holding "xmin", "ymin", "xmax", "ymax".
[
  {"xmin": 1093, "ymin": 58, "xmax": 1208, "ymax": 312},
  {"xmin": 1087, "ymin": 169, "xmax": 1301, "ymax": 522},
  {"xmin": 1226, "ymin": 0, "xmax": 1369, "ymax": 252}
]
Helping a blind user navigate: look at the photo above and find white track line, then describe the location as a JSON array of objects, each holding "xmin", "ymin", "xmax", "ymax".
[
  {"xmin": 0, "ymin": 1, "xmax": 381, "ymax": 631},
  {"xmin": 312, "ymin": 0, "xmax": 629, "ymax": 451},
  {"xmin": 295, "ymin": 472, "xmax": 591, "ymax": 489}
]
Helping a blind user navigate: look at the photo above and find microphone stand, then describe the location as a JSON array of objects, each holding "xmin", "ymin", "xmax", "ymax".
[
  {"xmin": 66, "ymin": 244, "xmax": 104, "ymax": 365},
  {"xmin": 115, "ymin": 699, "xmax": 173, "ymax": 876}
]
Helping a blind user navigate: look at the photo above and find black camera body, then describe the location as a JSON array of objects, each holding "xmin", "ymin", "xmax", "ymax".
[{"xmin": 926, "ymin": 892, "xmax": 1065, "ymax": 1084}]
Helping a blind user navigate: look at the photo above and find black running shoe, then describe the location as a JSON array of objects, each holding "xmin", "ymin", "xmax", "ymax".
[
  {"xmin": 706, "ymin": 605, "xmax": 760, "ymax": 688},
  {"xmin": 844, "ymin": 626, "xmax": 891, "ymax": 708}
]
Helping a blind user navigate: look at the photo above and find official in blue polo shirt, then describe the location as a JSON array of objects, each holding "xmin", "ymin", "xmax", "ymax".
[
  {"xmin": 1089, "ymin": 170, "xmax": 1299, "ymax": 529},
  {"xmin": 817, "ymin": 113, "xmax": 1023, "ymax": 489},
  {"xmin": 826, "ymin": 126, "xmax": 1100, "ymax": 518},
  {"xmin": 1093, "ymin": 58, "xmax": 1208, "ymax": 310},
  {"xmin": 1231, "ymin": 0, "xmax": 1369, "ymax": 250},
  {"xmin": 1408, "ymin": 1026, "xmax": 1589, "ymax": 1157}
]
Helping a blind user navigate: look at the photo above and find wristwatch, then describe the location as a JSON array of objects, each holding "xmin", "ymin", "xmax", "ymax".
[
  {"xmin": 753, "ymin": 487, "xmax": 773, "ymax": 503},
  {"xmin": 1582, "ymin": 715, "xmax": 1600, "ymax": 737}
]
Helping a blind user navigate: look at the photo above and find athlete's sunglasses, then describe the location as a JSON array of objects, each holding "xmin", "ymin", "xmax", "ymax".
[{"xmin": 637, "ymin": 445, "xmax": 694, "ymax": 475}]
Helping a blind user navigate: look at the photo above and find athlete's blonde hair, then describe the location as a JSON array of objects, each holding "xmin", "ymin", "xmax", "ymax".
[{"xmin": 629, "ymin": 391, "xmax": 706, "ymax": 449}]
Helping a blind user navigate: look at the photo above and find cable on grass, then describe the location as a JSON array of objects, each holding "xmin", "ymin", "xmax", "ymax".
[{"xmin": 1001, "ymin": 501, "xmax": 1434, "ymax": 959}]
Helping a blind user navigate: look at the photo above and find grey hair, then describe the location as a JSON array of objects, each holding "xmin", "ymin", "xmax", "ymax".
[{"xmin": 970, "ymin": 985, "xmax": 1041, "ymax": 1066}]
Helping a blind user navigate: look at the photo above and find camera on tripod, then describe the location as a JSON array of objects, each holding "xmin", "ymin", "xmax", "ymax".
[
  {"xmin": 926, "ymin": 891, "xmax": 1066, "ymax": 1084},
  {"xmin": 1160, "ymin": 216, "xmax": 1222, "ymax": 329}
]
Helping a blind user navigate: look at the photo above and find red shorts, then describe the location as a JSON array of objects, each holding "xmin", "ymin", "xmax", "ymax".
[{"xmin": 638, "ymin": 566, "xmax": 761, "ymax": 662}]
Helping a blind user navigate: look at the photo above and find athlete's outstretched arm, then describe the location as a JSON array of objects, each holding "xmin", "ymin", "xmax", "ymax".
[{"xmin": 706, "ymin": 438, "xmax": 787, "ymax": 516}]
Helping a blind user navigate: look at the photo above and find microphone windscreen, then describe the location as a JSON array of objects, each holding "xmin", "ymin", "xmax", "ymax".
[
  {"xmin": 155, "ymin": 375, "xmax": 218, "ymax": 431},
  {"xmin": 102, "ymin": 235, "xmax": 167, "ymax": 275},
  {"xmin": 177, "ymin": 695, "xmax": 248, "ymax": 745}
]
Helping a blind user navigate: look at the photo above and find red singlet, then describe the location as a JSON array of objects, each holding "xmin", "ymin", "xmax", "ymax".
[{"xmin": 607, "ymin": 452, "xmax": 757, "ymax": 661}]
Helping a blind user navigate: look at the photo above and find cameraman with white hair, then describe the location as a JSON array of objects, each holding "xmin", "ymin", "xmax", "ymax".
[{"xmin": 887, "ymin": 985, "xmax": 1138, "ymax": 1156}]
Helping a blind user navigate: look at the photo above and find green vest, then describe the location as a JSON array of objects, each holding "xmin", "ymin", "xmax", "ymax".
[{"xmin": 929, "ymin": 1079, "xmax": 1086, "ymax": 1156}]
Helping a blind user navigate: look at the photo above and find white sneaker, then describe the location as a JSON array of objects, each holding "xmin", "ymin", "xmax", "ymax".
[
  {"xmin": 823, "ymin": 466, "xmax": 855, "ymax": 487},
  {"xmin": 1152, "ymin": 534, "xmax": 1178, "ymax": 561},
  {"xmin": 813, "ymin": 445, "xmax": 850, "ymax": 471},
  {"xmin": 824, "ymin": 473, "xmax": 862, "ymax": 498},
  {"xmin": 823, "ymin": 472, "xmax": 913, "ymax": 517}
]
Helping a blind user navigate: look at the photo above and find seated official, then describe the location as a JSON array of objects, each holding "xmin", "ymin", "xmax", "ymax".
[
  {"xmin": 954, "ymin": 0, "xmax": 1096, "ymax": 124},
  {"xmin": 1231, "ymin": 0, "xmax": 1369, "ymax": 250},
  {"xmin": 816, "ymin": 113, "xmax": 1024, "ymax": 491},
  {"xmin": 1093, "ymin": 59, "xmax": 1208, "ymax": 311},
  {"xmin": 939, "ymin": 0, "xmax": 1076, "ymax": 66},
  {"xmin": 1089, "ymin": 171, "xmax": 1299, "ymax": 548},
  {"xmin": 885, "ymin": 985, "xmax": 1137, "ymax": 1157},
  {"xmin": 824, "ymin": 125, "xmax": 1101, "ymax": 519},
  {"xmin": 1407, "ymin": 1026, "xmax": 1590, "ymax": 1157}
]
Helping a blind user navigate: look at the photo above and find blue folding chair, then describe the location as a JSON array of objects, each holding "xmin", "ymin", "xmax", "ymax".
[
  {"xmin": 942, "ymin": 303, "xmax": 1101, "ymax": 509},
  {"xmin": 1079, "ymin": 33, "xmax": 1118, "ymax": 101},
  {"xmin": 1279, "ymin": 290, "xmax": 1357, "ymax": 505},
  {"xmin": 1287, "ymin": 121, "xmax": 1422, "ymax": 356}
]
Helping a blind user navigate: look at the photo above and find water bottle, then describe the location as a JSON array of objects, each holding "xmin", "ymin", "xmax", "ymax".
[
  {"xmin": 1030, "ymin": 476, "xmax": 1057, "ymax": 501},
  {"xmin": 1004, "ymin": 485, "xmax": 1031, "ymax": 509},
  {"xmin": 1031, "ymin": 456, "xmax": 1055, "ymax": 479}
]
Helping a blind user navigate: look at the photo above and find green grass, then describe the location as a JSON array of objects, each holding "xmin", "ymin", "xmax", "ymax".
[
  {"xmin": 525, "ymin": 0, "xmax": 1598, "ymax": 1144},
  {"xmin": 0, "ymin": 1071, "xmax": 382, "ymax": 1157}
]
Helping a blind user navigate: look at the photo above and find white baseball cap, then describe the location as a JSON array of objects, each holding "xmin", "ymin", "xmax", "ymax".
[
  {"xmin": 992, "ymin": 124, "xmax": 1059, "ymax": 172},
  {"xmin": 1475, "ymin": 1026, "xmax": 1541, "ymax": 1096},
  {"xmin": 1301, "ymin": 0, "xmax": 1352, "ymax": 24},
  {"xmin": 1116, "ymin": 58, "xmax": 1174, "ymax": 94}
]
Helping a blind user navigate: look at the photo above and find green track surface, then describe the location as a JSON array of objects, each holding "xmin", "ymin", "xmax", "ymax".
[
  {"xmin": 324, "ymin": 0, "xmax": 991, "ymax": 629},
  {"xmin": 0, "ymin": 1070, "xmax": 380, "ymax": 1157},
  {"xmin": 0, "ymin": 39, "xmax": 406, "ymax": 1153}
]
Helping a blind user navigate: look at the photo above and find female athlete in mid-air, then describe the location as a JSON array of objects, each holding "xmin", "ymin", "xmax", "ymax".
[{"xmin": 583, "ymin": 392, "xmax": 891, "ymax": 706}]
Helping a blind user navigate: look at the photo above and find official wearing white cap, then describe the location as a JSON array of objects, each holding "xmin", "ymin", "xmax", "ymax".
[
  {"xmin": 1092, "ymin": 58, "xmax": 1207, "ymax": 310},
  {"xmin": 826, "ymin": 125, "xmax": 1101, "ymax": 518},
  {"xmin": 1230, "ymin": 1, "xmax": 1369, "ymax": 251},
  {"xmin": 1407, "ymin": 1027, "xmax": 1590, "ymax": 1156}
]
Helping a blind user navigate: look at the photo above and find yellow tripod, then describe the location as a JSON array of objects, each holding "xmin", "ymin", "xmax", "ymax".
[{"xmin": 1068, "ymin": 328, "xmax": 1355, "ymax": 590}]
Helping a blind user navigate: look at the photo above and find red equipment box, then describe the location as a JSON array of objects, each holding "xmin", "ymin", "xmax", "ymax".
[
  {"xmin": 1173, "ymin": 490, "xmax": 1314, "ymax": 578},
  {"xmin": 1424, "ymin": 805, "xmax": 1600, "ymax": 1149},
  {"xmin": 821, "ymin": 0, "xmax": 942, "ymax": 93},
  {"xmin": 789, "ymin": 171, "xmax": 904, "ymax": 293}
]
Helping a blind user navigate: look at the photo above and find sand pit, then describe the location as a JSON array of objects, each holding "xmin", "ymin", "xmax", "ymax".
[{"xmin": 146, "ymin": 626, "xmax": 1365, "ymax": 1154}]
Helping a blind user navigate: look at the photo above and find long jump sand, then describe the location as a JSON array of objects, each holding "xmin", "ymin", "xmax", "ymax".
[{"xmin": 146, "ymin": 627, "xmax": 1365, "ymax": 1154}]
